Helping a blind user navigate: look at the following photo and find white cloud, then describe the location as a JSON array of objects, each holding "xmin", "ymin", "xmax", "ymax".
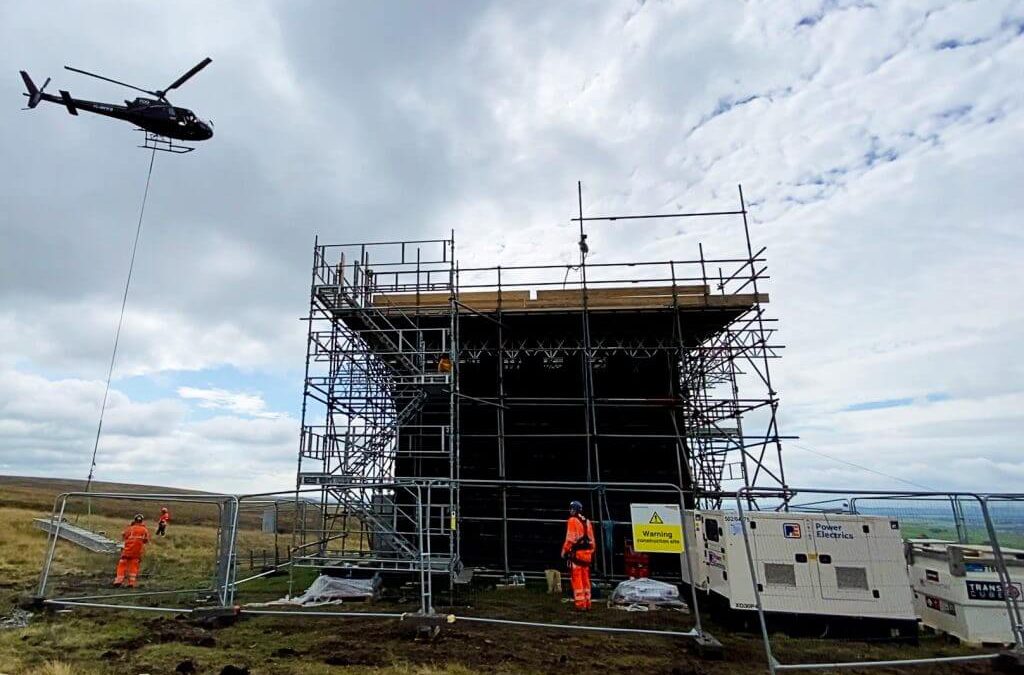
[
  {"xmin": 1, "ymin": 0, "xmax": 1022, "ymax": 495},
  {"xmin": 0, "ymin": 367, "xmax": 295, "ymax": 493},
  {"xmin": 177, "ymin": 386, "xmax": 283, "ymax": 419},
  {"xmin": 0, "ymin": 298, "xmax": 302, "ymax": 379}
]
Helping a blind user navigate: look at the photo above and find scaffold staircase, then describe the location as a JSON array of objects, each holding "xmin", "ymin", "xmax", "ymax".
[{"xmin": 296, "ymin": 238, "xmax": 457, "ymax": 574}]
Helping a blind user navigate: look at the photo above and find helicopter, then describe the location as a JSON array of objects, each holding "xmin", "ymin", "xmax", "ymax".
[{"xmin": 19, "ymin": 58, "xmax": 213, "ymax": 152}]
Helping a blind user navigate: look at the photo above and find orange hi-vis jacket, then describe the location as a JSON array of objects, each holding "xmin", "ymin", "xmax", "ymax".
[
  {"xmin": 121, "ymin": 523, "xmax": 151, "ymax": 559},
  {"xmin": 158, "ymin": 510, "xmax": 171, "ymax": 524},
  {"xmin": 561, "ymin": 514, "xmax": 596, "ymax": 566}
]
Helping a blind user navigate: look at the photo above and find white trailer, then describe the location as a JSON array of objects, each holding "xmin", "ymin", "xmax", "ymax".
[
  {"xmin": 682, "ymin": 510, "xmax": 916, "ymax": 632},
  {"xmin": 907, "ymin": 539, "xmax": 1024, "ymax": 645}
]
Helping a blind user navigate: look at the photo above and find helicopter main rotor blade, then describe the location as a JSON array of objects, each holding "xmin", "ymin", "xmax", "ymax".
[
  {"xmin": 64, "ymin": 66, "xmax": 157, "ymax": 96},
  {"xmin": 163, "ymin": 57, "xmax": 212, "ymax": 94}
]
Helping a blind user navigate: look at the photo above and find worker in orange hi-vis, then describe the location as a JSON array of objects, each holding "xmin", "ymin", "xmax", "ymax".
[
  {"xmin": 113, "ymin": 514, "xmax": 151, "ymax": 588},
  {"xmin": 156, "ymin": 506, "xmax": 171, "ymax": 536},
  {"xmin": 561, "ymin": 500, "xmax": 596, "ymax": 610}
]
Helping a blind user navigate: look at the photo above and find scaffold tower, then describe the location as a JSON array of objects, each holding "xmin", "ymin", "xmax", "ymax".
[{"xmin": 294, "ymin": 185, "xmax": 787, "ymax": 579}]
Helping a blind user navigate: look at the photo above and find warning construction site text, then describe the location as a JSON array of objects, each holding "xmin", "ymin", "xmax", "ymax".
[{"xmin": 630, "ymin": 503, "xmax": 684, "ymax": 553}]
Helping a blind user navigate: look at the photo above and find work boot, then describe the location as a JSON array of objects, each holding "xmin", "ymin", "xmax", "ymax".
[{"xmin": 112, "ymin": 580, "xmax": 123, "ymax": 587}]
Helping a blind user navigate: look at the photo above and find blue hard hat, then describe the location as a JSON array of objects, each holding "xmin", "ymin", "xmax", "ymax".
[{"xmin": 570, "ymin": 500, "xmax": 583, "ymax": 513}]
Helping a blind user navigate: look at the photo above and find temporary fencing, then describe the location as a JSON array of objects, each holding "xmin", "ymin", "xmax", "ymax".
[
  {"xmin": 224, "ymin": 479, "xmax": 720, "ymax": 654},
  {"xmin": 438, "ymin": 480, "xmax": 713, "ymax": 649},
  {"xmin": 31, "ymin": 483, "xmax": 1024, "ymax": 672},
  {"xmin": 36, "ymin": 491, "xmax": 288, "ymax": 614}
]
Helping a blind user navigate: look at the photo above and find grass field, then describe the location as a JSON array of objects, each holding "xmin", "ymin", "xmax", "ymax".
[
  {"xmin": 902, "ymin": 520, "xmax": 1024, "ymax": 551},
  {"xmin": 0, "ymin": 476, "xmax": 1006, "ymax": 674}
]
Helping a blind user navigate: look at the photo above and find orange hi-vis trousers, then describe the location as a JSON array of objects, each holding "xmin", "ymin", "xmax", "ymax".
[
  {"xmin": 114, "ymin": 556, "xmax": 141, "ymax": 587},
  {"xmin": 570, "ymin": 562, "xmax": 591, "ymax": 610}
]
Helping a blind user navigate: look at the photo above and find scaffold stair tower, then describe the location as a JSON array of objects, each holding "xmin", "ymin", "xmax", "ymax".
[{"xmin": 295, "ymin": 237, "xmax": 458, "ymax": 573}]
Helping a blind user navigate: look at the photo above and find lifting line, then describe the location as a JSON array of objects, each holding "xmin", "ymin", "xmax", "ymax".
[{"xmin": 82, "ymin": 147, "xmax": 158, "ymax": 506}]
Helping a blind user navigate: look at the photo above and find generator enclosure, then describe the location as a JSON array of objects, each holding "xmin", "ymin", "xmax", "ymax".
[
  {"xmin": 682, "ymin": 510, "xmax": 916, "ymax": 624},
  {"xmin": 907, "ymin": 539, "xmax": 1024, "ymax": 645}
]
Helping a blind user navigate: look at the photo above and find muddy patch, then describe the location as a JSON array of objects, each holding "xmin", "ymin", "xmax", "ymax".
[
  {"xmin": 218, "ymin": 666, "xmax": 249, "ymax": 675},
  {"xmin": 111, "ymin": 616, "xmax": 216, "ymax": 651}
]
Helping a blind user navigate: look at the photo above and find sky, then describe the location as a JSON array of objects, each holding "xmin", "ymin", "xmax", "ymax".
[{"xmin": 1, "ymin": 0, "xmax": 1022, "ymax": 495}]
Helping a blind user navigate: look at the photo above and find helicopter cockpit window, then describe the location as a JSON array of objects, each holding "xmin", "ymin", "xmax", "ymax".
[{"xmin": 173, "ymin": 108, "xmax": 195, "ymax": 126}]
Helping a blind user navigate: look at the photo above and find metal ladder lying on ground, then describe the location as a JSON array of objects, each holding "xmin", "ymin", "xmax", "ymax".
[{"xmin": 33, "ymin": 518, "xmax": 120, "ymax": 554}]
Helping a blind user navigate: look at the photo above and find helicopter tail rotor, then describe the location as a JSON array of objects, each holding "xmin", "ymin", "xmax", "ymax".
[{"xmin": 19, "ymin": 71, "xmax": 49, "ymax": 109}]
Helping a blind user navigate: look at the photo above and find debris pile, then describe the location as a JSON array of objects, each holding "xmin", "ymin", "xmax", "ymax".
[
  {"xmin": 0, "ymin": 609, "xmax": 32, "ymax": 629},
  {"xmin": 609, "ymin": 578, "xmax": 688, "ymax": 612},
  {"xmin": 247, "ymin": 574, "xmax": 380, "ymax": 608}
]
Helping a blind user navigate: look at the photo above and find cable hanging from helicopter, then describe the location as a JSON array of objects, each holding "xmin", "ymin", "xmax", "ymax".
[{"xmin": 19, "ymin": 57, "xmax": 213, "ymax": 153}]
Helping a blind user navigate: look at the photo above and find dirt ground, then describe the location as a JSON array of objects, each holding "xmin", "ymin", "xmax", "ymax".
[
  {"xmin": 0, "ymin": 476, "xmax": 1008, "ymax": 674},
  {"xmin": 0, "ymin": 601, "xmax": 1003, "ymax": 675}
]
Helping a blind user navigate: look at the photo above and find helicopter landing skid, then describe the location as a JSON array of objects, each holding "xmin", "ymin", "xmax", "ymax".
[{"xmin": 137, "ymin": 130, "xmax": 194, "ymax": 154}]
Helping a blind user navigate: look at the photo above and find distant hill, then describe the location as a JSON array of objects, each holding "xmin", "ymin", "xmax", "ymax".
[
  {"xmin": 0, "ymin": 475, "xmax": 208, "ymax": 512},
  {"xmin": 0, "ymin": 475, "xmax": 303, "ymax": 528},
  {"xmin": 0, "ymin": 475, "xmax": 235, "ymax": 526}
]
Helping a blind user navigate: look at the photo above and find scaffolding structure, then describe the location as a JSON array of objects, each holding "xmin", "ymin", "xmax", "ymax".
[
  {"xmin": 295, "ymin": 237, "xmax": 458, "ymax": 573},
  {"xmin": 294, "ymin": 185, "xmax": 787, "ymax": 578}
]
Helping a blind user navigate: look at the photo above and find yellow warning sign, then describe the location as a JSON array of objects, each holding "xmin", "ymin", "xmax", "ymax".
[{"xmin": 630, "ymin": 503, "xmax": 684, "ymax": 553}]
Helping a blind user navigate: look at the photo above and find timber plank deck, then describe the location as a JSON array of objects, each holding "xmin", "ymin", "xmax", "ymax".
[{"xmin": 369, "ymin": 285, "xmax": 765, "ymax": 314}]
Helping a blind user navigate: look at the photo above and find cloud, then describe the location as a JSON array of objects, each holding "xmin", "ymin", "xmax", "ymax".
[
  {"xmin": 0, "ymin": 366, "xmax": 295, "ymax": 493},
  {"xmin": 1, "ymin": 0, "xmax": 1022, "ymax": 495},
  {"xmin": 842, "ymin": 398, "xmax": 916, "ymax": 413},
  {"xmin": 177, "ymin": 386, "xmax": 283, "ymax": 419},
  {"xmin": 0, "ymin": 299, "xmax": 302, "ymax": 379}
]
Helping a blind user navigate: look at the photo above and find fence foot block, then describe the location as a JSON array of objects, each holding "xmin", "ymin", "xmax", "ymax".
[
  {"xmin": 995, "ymin": 650, "xmax": 1024, "ymax": 674},
  {"xmin": 691, "ymin": 631, "xmax": 723, "ymax": 660},
  {"xmin": 401, "ymin": 613, "xmax": 446, "ymax": 641},
  {"xmin": 191, "ymin": 606, "xmax": 240, "ymax": 627},
  {"xmin": 18, "ymin": 595, "xmax": 46, "ymax": 611}
]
